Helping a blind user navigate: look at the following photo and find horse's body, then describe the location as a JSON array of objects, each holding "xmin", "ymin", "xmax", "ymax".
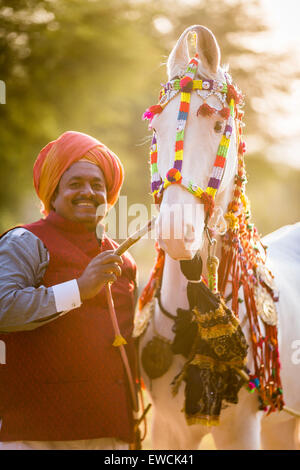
[
  {"xmin": 138, "ymin": 25, "xmax": 300, "ymax": 450},
  {"xmin": 142, "ymin": 224, "xmax": 300, "ymax": 449}
]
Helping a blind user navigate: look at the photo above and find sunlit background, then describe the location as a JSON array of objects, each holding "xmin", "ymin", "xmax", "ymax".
[
  {"xmin": 1, "ymin": 0, "xmax": 300, "ymax": 301},
  {"xmin": 1, "ymin": 0, "xmax": 300, "ymax": 450}
]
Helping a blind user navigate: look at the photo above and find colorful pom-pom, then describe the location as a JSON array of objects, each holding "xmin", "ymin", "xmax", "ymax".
[
  {"xmin": 166, "ymin": 168, "xmax": 182, "ymax": 183},
  {"xmin": 180, "ymin": 76, "xmax": 193, "ymax": 92},
  {"xmin": 197, "ymin": 103, "xmax": 215, "ymax": 117},
  {"xmin": 247, "ymin": 382, "xmax": 256, "ymax": 393},
  {"xmin": 142, "ymin": 110, "xmax": 153, "ymax": 120},
  {"xmin": 219, "ymin": 107, "xmax": 230, "ymax": 120}
]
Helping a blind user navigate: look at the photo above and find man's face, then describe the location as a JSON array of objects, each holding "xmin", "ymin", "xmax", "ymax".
[{"xmin": 51, "ymin": 160, "xmax": 107, "ymax": 231}]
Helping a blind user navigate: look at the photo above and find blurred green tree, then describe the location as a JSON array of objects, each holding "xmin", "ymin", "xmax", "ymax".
[{"xmin": 0, "ymin": 0, "xmax": 299, "ymax": 236}]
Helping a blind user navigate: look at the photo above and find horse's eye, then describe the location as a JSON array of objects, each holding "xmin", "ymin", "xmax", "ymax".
[{"xmin": 214, "ymin": 121, "xmax": 223, "ymax": 133}]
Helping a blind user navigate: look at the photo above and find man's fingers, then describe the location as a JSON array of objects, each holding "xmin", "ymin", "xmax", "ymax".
[
  {"xmin": 102, "ymin": 272, "xmax": 117, "ymax": 283},
  {"xmin": 94, "ymin": 251, "xmax": 123, "ymax": 265},
  {"xmin": 100, "ymin": 263, "xmax": 122, "ymax": 276}
]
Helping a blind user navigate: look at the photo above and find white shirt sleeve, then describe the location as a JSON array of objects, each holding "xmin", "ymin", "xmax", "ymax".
[{"xmin": 52, "ymin": 279, "xmax": 82, "ymax": 312}]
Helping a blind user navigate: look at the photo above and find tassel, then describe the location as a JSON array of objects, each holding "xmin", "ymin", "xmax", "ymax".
[
  {"xmin": 200, "ymin": 191, "xmax": 215, "ymax": 218},
  {"xmin": 219, "ymin": 107, "xmax": 230, "ymax": 120},
  {"xmin": 113, "ymin": 335, "xmax": 127, "ymax": 347},
  {"xmin": 226, "ymin": 84, "xmax": 242, "ymax": 105},
  {"xmin": 142, "ymin": 104, "xmax": 163, "ymax": 121},
  {"xmin": 138, "ymin": 245, "xmax": 165, "ymax": 310},
  {"xmin": 197, "ymin": 103, "xmax": 215, "ymax": 117}
]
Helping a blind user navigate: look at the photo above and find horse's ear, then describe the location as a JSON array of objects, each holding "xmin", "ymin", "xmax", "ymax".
[
  {"xmin": 167, "ymin": 25, "xmax": 221, "ymax": 80},
  {"xmin": 194, "ymin": 25, "xmax": 220, "ymax": 75},
  {"xmin": 167, "ymin": 28, "xmax": 190, "ymax": 80}
]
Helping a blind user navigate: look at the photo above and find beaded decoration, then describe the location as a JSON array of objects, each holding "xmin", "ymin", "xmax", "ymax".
[
  {"xmin": 217, "ymin": 113, "xmax": 284, "ymax": 413},
  {"xmin": 140, "ymin": 56, "xmax": 284, "ymax": 417},
  {"xmin": 143, "ymin": 55, "xmax": 235, "ymax": 218}
]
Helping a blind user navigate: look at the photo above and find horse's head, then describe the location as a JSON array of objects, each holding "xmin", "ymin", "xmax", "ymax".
[{"xmin": 146, "ymin": 25, "xmax": 241, "ymax": 260}]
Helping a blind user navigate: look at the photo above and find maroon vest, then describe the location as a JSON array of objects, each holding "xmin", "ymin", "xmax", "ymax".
[{"xmin": 0, "ymin": 212, "xmax": 137, "ymax": 442}]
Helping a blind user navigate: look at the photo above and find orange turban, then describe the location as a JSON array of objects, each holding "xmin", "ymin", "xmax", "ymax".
[{"xmin": 33, "ymin": 131, "xmax": 124, "ymax": 215}]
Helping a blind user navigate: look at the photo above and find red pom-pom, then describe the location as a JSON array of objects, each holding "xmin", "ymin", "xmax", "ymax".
[
  {"xmin": 219, "ymin": 107, "xmax": 230, "ymax": 120},
  {"xmin": 180, "ymin": 76, "xmax": 193, "ymax": 92},
  {"xmin": 197, "ymin": 103, "xmax": 215, "ymax": 117},
  {"xmin": 226, "ymin": 84, "xmax": 242, "ymax": 105}
]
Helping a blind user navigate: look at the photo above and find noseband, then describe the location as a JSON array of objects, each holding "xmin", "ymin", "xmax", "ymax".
[{"xmin": 143, "ymin": 54, "xmax": 242, "ymax": 222}]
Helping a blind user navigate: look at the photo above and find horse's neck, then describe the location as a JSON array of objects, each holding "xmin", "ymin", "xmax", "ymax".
[
  {"xmin": 157, "ymin": 181, "xmax": 236, "ymax": 339},
  {"xmin": 155, "ymin": 254, "xmax": 187, "ymax": 340},
  {"xmin": 160, "ymin": 254, "xmax": 189, "ymax": 314}
]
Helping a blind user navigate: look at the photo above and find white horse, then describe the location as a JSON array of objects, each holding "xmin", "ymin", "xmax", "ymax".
[{"xmin": 137, "ymin": 25, "xmax": 300, "ymax": 450}]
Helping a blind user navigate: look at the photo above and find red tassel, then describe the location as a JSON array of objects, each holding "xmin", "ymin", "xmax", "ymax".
[
  {"xmin": 138, "ymin": 246, "xmax": 165, "ymax": 310},
  {"xmin": 142, "ymin": 104, "xmax": 163, "ymax": 121},
  {"xmin": 226, "ymin": 84, "xmax": 242, "ymax": 105},
  {"xmin": 197, "ymin": 103, "xmax": 215, "ymax": 117},
  {"xmin": 219, "ymin": 107, "xmax": 230, "ymax": 120},
  {"xmin": 148, "ymin": 104, "xmax": 163, "ymax": 115}
]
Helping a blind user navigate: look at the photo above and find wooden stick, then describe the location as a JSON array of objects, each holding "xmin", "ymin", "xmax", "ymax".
[
  {"xmin": 106, "ymin": 283, "xmax": 139, "ymax": 412},
  {"xmin": 114, "ymin": 216, "xmax": 156, "ymax": 256},
  {"xmin": 105, "ymin": 217, "xmax": 157, "ymax": 413}
]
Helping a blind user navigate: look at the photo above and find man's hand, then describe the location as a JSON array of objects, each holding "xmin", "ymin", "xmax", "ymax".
[{"xmin": 77, "ymin": 250, "xmax": 123, "ymax": 300}]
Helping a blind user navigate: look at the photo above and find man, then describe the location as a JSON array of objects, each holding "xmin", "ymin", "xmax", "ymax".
[{"xmin": 0, "ymin": 131, "xmax": 137, "ymax": 450}]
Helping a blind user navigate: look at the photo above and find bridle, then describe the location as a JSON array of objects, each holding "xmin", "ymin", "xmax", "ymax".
[{"xmin": 143, "ymin": 54, "xmax": 242, "ymax": 224}]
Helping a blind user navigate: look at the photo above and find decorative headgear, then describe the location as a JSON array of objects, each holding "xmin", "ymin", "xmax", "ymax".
[
  {"xmin": 143, "ymin": 55, "xmax": 242, "ymax": 220},
  {"xmin": 33, "ymin": 131, "xmax": 124, "ymax": 215}
]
